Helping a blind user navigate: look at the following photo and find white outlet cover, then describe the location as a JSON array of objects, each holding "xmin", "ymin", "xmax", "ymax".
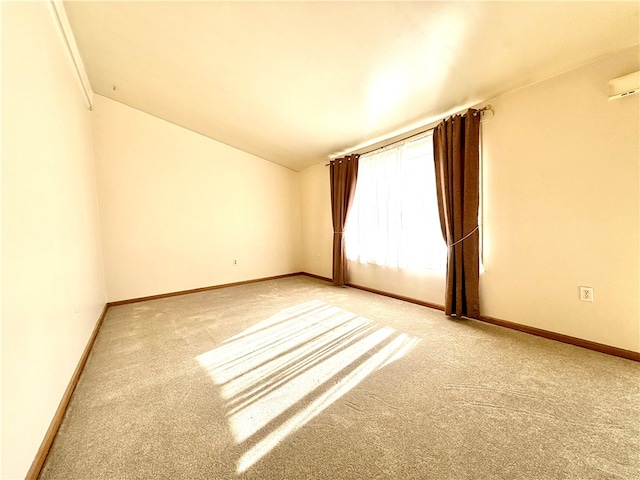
[{"xmin": 579, "ymin": 286, "xmax": 594, "ymax": 302}]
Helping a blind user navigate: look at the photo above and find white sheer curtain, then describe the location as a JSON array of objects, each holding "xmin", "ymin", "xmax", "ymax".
[{"xmin": 345, "ymin": 133, "xmax": 446, "ymax": 270}]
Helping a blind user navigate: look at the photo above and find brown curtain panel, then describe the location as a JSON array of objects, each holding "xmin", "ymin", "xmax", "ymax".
[
  {"xmin": 433, "ymin": 109, "xmax": 481, "ymax": 318},
  {"xmin": 329, "ymin": 154, "xmax": 359, "ymax": 286}
]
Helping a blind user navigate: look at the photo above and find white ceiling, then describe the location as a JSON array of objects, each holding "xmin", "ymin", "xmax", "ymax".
[{"xmin": 63, "ymin": 1, "xmax": 639, "ymax": 171}]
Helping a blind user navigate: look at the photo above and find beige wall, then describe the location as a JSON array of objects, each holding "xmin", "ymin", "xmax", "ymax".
[
  {"xmin": 481, "ymin": 45, "xmax": 639, "ymax": 352},
  {"xmin": 91, "ymin": 95, "xmax": 302, "ymax": 302},
  {"xmin": 299, "ymin": 46, "xmax": 640, "ymax": 353},
  {"xmin": 299, "ymin": 162, "xmax": 333, "ymax": 279},
  {"xmin": 1, "ymin": 2, "xmax": 107, "ymax": 478}
]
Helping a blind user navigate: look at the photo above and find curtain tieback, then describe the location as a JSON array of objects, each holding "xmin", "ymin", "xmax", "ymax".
[{"xmin": 448, "ymin": 225, "xmax": 479, "ymax": 248}]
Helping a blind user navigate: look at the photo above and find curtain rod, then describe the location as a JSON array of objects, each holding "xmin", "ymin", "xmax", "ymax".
[
  {"xmin": 358, "ymin": 126, "xmax": 433, "ymax": 157},
  {"xmin": 327, "ymin": 105, "xmax": 493, "ymax": 165}
]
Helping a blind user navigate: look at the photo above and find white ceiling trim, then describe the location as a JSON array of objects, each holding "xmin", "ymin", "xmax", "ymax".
[{"xmin": 50, "ymin": 0, "xmax": 93, "ymax": 110}]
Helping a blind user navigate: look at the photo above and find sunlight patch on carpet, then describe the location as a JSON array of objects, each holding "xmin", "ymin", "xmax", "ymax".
[{"xmin": 196, "ymin": 300, "xmax": 419, "ymax": 473}]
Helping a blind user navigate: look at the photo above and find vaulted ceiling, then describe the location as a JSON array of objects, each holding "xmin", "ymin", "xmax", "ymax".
[{"xmin": 64, "ymin": 1, "xmax": 639, "ymax": 171}]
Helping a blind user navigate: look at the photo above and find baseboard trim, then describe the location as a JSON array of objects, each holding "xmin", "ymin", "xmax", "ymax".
[
  {"xmin": 346, "ymin": 281, "xmax": 446, "ymax": 312},
  {"xmin": 299, "ymin": 272, "xmax": 332, "ymax": 283},
  {"xmin": 107, "ymin": 272, "xmax": 303, "ymax": 307},
  {"xmin": 309, "ymin": 274, "xmax": 638, "ymax": 362},
  {"xmin": 478, "ymin": 314, "xmax": 640, "ymax": 362},
  {"xmin": 26, "ymin": 304, "xmax": 109, "ymax": 480}
]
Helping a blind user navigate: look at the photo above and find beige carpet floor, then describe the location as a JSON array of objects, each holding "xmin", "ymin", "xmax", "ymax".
[{"xmin": 40, "ymin": 276, "xmax": 639, "ymax": 479}]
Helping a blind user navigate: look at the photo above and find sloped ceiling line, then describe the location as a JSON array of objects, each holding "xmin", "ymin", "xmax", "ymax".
[{"xmin": 63, "ymin": 1, "xmax": 640, "ymax": 171}]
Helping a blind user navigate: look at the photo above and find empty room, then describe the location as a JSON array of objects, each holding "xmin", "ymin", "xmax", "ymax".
[{"xmin": 2, "ymin": 1, "xmax": 639, "ymax": 479}]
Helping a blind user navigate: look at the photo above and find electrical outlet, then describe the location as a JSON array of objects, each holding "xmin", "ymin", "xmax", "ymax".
[
  {"xmin": 233, "ymin": 259, "xmax": 238, "ymax": 266},
  {"xmin": 579, "ymin": 286, "xmax": 594, "ymax": 302}
]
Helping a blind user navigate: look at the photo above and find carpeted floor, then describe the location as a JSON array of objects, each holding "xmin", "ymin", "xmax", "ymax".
[{"xmin": 40, "ymin": 276, "xmax": 640, "ymax": 479}]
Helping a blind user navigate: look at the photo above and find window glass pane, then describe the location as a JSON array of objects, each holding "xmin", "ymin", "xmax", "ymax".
[{"xmin": 345, "ymin": 133, "xmax": 446, "ymax": 270}]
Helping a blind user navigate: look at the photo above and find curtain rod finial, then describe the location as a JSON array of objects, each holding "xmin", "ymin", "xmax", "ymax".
[{"xmin": 480, "ymin": 107, "xmax": 494, "ymax": 121}]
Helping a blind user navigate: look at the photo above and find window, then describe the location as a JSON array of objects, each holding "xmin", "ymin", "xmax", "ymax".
[{"xmin": 345, "ymin": 132, "xmax": 446, "ymax": 270}]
